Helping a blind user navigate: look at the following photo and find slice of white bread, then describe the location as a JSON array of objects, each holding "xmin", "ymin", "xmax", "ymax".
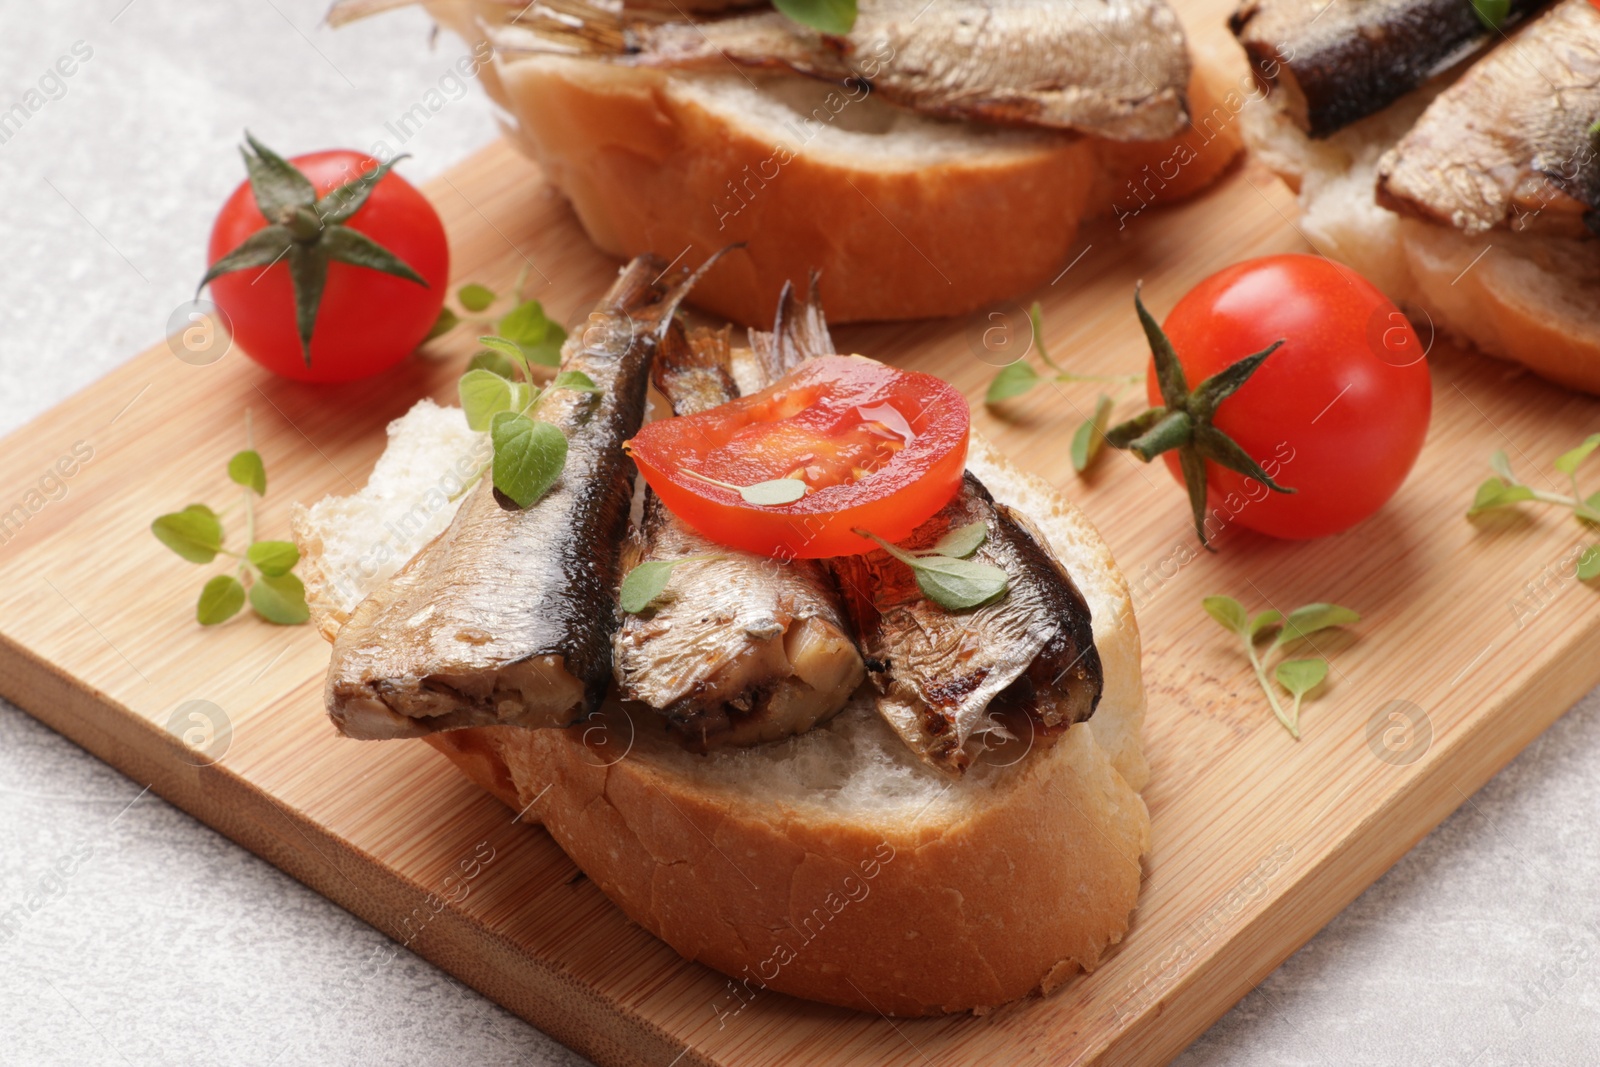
[
  {"xmin": 388, "ymin": 0, "xmax": 1242, "ymax": 326},
  {"xmin": 293, "ymin": 394, "xmax": 1150, "ymax": 1015},
  {"xmin": 1241, "ymin": 88, "xmax": 1600, "ymax": 395}
]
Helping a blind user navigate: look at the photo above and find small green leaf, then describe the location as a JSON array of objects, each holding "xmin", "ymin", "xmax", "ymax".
[
  {"xmin": 478, "ymin": 336, "xmax": 532, "ymax": 379},
  {"xmin": 247, "ymin": 540, "xmax": 299, "ymax": 578},
  {"xmin": 553, "ymin": 370, "xmax": 601, "ymax": 394},
  {"xmin": 1578, "ymin": 546, "xmax": 1600, "ymax": 582},
  {"xmin": 926, "ymin": 520, "xmax": 987, "ymax": 559},
  {"xmin": 459, "ymin": 368, "xmax": 523, "ymax": 432},
  {"xmin": 1071, "ymin": 393, "xmax": 1116, "ymax": 474},
  {"xmin": 740, "ymin": 478, "xmax": 807, "ymax": 506},
  {"xmin": 425, "ymin": 306, "xmax": 460, "ymax": 341},
  {"xmin": 490, "ymin": 411, "xmax": 568, "ymax": 509},
  {"xmin": 197, "ymin": 575, "xmax": 246, "ymax": 626},
  {"xmin": 249, "ymin": 572, "xmax": 310, "ymax": 625},
  {"xmin": 985, "ymin": 360, "xmax": 1040, "ymax": 405},
  {"xmin": 228, "ymin": 450, "xmax": 267, "ymax": 496},
  {"xmin": 619, "ymin": 560, "xmax": 678, "ymax": 614},
  {"xmin": 152, "ymin": 505, "xmax": 224, "ymax": 564},
  {"xmin": 1276, "ymin": 603, "xmax": 1360, "ymax": 648},
  {"xmin": 458, "ymin": 283, "xmax": 495, "ymax": 312},
  {"xmin": 1469, "ymin": 0, "xmax": 1509, "ymax": 29},
  {"xmin": 771, "ymin": 0, "xmax": 857, "ymax": 35},
  {"xmin": 1489, "ymin": 449, "xmax": 1515, "ymax": 484},
  {"xmin": 468, "ymin": 348, "xmax": 517, "ymax": 378},
  {"xmin": 1202, "ymin": 595, "xmax": 1248, "ymax": 634},
  {"xmin": 1553, "ymin": 433, "xmax": 1600, "ymax": 476},
  {"xmin": 499, "ymin": 301, "xmax": 567, "ymax": 368},
  {"xmin": 1469, "ymin": 477, "xmax": 1537, "ymax": 515},
  {"xmin": 909, "ymin": 555, "xmax": 1010, "ymax": 611},
  {"xmin": 1249, "ymin": 609, "xmax": 1283, "ymax": 641},
  {"xmin": 1275, "ymin": 658, "xmax": 1328, "ymax": 699}
]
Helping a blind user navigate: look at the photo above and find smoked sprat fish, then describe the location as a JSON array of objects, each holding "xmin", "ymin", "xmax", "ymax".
[
  {"xmin": 498, "ymin": 0, "xmax": 1193, "ymax": 141},
  {"xmin": 831, "ymin": 476, "xmax": 1103, "ymax": 776},
  {"xmin": 324, "ymin": 255, "xmax": 700, "ymax": 740},
  {"xmin": 757, "ymin": 281, "xmax": 1103, "ymax": 776},
  {"xmin": 1376, "ymin": 0, "xmax": 1600, "ymax": 237},
  {"xmin": 612, "ymin": 323, "xmax": 865, "ymax": 749},
  {"xmin": 1230, "ymin": 0, "xmax": 1549, "ymax": 138}
]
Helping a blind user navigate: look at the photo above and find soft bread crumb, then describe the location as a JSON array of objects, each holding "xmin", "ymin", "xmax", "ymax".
[{"xmin": 291, "ymin": 399, "xmax": 485, "ymax": 638}]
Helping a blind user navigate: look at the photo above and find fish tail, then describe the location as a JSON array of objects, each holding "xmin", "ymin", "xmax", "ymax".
[{"xmin": 749, "ymin": 272, "xmax": 832, "ymax": 384}]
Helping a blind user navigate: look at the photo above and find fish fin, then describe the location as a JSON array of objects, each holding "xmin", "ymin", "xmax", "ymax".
[
  {"xmin": 654, "ymin": 323, "xmax": 737, "ymax": 415},
  {"xmin": 749, "ymin": 272, "xmax": 835, "ymax": 384}
]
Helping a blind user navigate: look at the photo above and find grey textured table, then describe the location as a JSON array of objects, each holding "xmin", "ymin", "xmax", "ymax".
[{"xmin": 2, "ymin": 3, "xmax": 1597, "ymax": 1065}]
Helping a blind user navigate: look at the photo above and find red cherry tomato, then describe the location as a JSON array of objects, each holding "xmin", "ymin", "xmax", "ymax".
[
  {"xmin": 207, "ymin": 150, "xmax": 448, "ymax": 383},
  {"xmin": 627, "ymin": 356, "xmax": 969, "ymax": 558},
  {"xmin": 1152, "ymin": 254, "xmax": 1431, "ymax": 539}
]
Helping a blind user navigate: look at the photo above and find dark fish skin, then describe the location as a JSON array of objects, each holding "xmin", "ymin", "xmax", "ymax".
[
  {"xmin": 324, "ymin": 255, "xmax": 698, "ymax": 740},
  {"xmin": 1377, "ymin": 0, "xmax": 1600, "ymax": 237},
  {"xmin": 829, "ymin": 475, "xmax": 1103, "ymax": 776},
  {"xmin": 504, "ymin": 0, "xmax": 1193, "ymax": 141},
  {"xmin": 1230, "ymin": 0, "xmax": 1549, "ymax": 138},
  {"xmin": 613, "ymin": 321, "xmax": 865, "ymax": 749}
]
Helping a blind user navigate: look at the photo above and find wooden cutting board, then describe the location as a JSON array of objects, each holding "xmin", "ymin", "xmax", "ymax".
[{"xmin": 5, "ymin": 76, "xmax": 1600, "ymax": 1067}]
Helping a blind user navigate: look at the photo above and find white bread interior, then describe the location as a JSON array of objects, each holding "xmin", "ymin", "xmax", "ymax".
[
  {"xmin": 1242, "ymin": 89, "xmax": 1600, "ymax": 395},
  {"xmin": 417, "ymin": 0, "xmax": 1241, "ymax": 326},
  {"xmin": 294, "ymin": 393, "xmax": 1150, "ymax": 1015}
]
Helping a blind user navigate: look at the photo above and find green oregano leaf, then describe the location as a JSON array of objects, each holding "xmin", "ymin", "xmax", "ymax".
[
  {"xmin": 1578, "ymin": 546, "xmax": 1600, "ymax": 582},
  {"xmin": 228, "ymin": 450, "xmax": 267, "ymax": 496},
  {"xmin": 926, "ymin": 520, "xmax": 987, "ymax": 559},
  {"xmin": 197, "ymin": 575, "xmax": 246, "ymax": 626},
  {"xmin": 553, "ymin": 370, "xmax": 601, "ymax": 394},
  {"xmin": 246, "ymin": 540, "xmax": 299, "ymax": 578},
  {"xmin": 619, "ymin": 560, "xmax": 678, "ymax": 615},
  {"xmin": 1275, "ymin": 657, "xmax": 1328, "ymax": 698},
  {"xmin": 740, "ymin": 478, "xmax": 807, "ymax": 506},
  {"xmin": 468, "ymin": 348, "xmax": 517, "ymax": 378},
  {"xmin": 425, "ymin": 306, "xmax": 460, "ymax": 341},
  {"xmin": 1276, "ymin": 603, "xmax": 1361, "ymax": 648},
  {"xmin": 1071, "ymin": 393, "xmax": 1115, "ymax": 474},
  {"xmin": 985, "ymin": 360, "xmax": 1040, "ymax": 405},
  {"xmin": 1202, "ymin": 594, "xmax": 1248, "ymax": 634},
  {"xmin": 250, "ymin": 572, "xmax": 310, "ymax": 625},
  {"xmin": 459, "ymin": 368, "xmax": 523, "ymax": 432},
  {"xmin": 771, "ymin": 0, "xmax": 857, "ymax": 35},
  {"xmin": 153, "ymin": 505, "xmax": 224, "ymax": 564},
  {"xmin": 458, "ymin": 283, "xmax": 495, "ymax": 312},
  {"xmin": 1554, "ymin": 433, "xmax": 1600, "ymax": 476},
  {"xmin": 861, "ymin": 529, "xmax": 1009, "ymax": 612},
  {"xmin": 490, "ymin": 410, "xmax": 568, "ymax": 509}
]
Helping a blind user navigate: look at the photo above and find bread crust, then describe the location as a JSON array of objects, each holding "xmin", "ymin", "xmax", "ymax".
[
  {"xmin": 424, "ymin": 0, "xmax": 1239, "ymax": 326},
  {"xmin": 1240, "ymin": 90, "xmax": 1600, "ymax": 396},
  {"xmin": 422, "ymin": 434, "xmax": 1150, "ymax": 1015}
]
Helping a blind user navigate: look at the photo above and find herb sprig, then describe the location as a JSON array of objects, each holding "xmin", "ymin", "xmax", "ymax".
[
  {"xmin": 1202, "ymin": 596, "xmax": 1360, "ymax": 738},
  {"xmin": 680, "ymin": 468, "xmax": 809, "ymax": 505},
  {"xmin": 151, "ymin": 411, "xmax": 309, "ymax": 626},
  {"xmin": 425, "ymin": 268, "xmax": 567, "ymax": 370},
  {"xmin": 773, "ymin": 0, "xmax": 857, "ymax": 35},
  {"xmin": 455, "ymin": 334, "xmax": 594, "ymax": 510},
  {"xmin": 1468, "ymin": 437, "xmax": 1600, "ymax": 581},
  {"xmin": 985, "ymin": 302, "xmax": 1142, "ymax": 475},
  {"xmin": 859, "ymin": 520, "xmax": 1009, "ymax": 611},
  {"xmin": 618, "ymin": 554, "xmax": 724, "ymax": 614}
]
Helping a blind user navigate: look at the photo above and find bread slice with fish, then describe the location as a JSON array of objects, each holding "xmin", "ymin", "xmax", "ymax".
[
  {"xmin": 292, "ymin": 257, "xmax": 1150, "ymax": 1015},
  {"xmin": 1229, "ymin": 0, "xmax": 1600, "ymax": 395},
  {"xmin": 328, "ymin": 0, "xmax": 1242, "ymax": 326}
]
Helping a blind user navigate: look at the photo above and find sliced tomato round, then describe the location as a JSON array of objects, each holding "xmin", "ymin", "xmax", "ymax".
[{"xmin": 627, "ymin": 355, "xmax": 969, "ymax": 558}]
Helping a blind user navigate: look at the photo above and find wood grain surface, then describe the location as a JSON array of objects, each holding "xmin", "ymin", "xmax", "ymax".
[{"xmin": 2, "ymin": 31, "xmax": 1599, "ymax": 1066}]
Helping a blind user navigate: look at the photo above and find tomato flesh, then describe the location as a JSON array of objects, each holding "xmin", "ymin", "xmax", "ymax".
[
  {"xmin": 628, "ymin": 356, "xmax": 969, "ymax": 558},
  {"xmin": 207, "ymin": 150, "xmax": 449, "ymax": 383},
  {"xmin": 1153, "ymin": 254, "xmax": 1432, "ymax": 540}
]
